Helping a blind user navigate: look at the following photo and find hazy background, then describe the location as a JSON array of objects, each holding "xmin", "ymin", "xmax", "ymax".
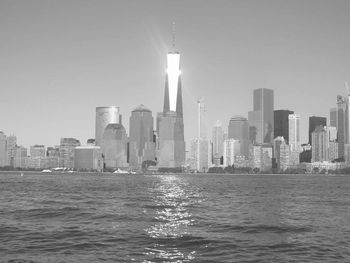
[{"xmin": 1, "ymin": 0, "xmax": 350, "ymax": 148}]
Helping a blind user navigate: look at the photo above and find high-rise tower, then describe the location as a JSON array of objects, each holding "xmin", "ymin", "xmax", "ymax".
[
  {"xmin": 248, "ymin": 88, "xmax": 274, "ymax": 144},
  {"xmin": 129, "ymin": 104, "xmax": 156, "ymax": 169},
  {"xmin": 157, "ymin": 26, "xmax": 185, "ymax": 168}
]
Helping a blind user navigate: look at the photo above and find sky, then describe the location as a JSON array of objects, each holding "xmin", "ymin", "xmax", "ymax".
[{"xmin": 1, "ymin": 0, "xmax": 350, "ymax": 149}]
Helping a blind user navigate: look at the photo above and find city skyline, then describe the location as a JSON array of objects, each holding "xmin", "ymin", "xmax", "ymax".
[{"xmin": 2, "ymin": 0, "xmax": 350, "ymax": 148}]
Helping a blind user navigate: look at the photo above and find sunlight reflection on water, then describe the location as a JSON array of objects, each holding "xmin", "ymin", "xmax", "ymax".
[{"xmin": 144, "ymin": 175, "xmax": 200, "ymax": 262}]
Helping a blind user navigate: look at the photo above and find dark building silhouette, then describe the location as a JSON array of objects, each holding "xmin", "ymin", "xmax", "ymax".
[
  {"xmin": 274, "ymin": 110, "xmax": 294, "ymax": 143},
  {"xmin": 308, "ymin": 116, "xmax": 327, "ymax": 145}
]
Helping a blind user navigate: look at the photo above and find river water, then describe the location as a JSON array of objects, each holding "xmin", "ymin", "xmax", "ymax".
[{"xmin": 0, "ymin": 173, "xmax": 349, "ymax": 262}]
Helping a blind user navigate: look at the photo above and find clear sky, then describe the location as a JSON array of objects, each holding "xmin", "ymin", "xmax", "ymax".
[{"xmin": 1, "ymin": 0, "xmax": 350, "ymax": 148}]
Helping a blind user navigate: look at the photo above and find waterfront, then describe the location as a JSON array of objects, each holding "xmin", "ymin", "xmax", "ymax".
[{"xmin": 0, "ymin": 173, "xmax": 349, "ymax": 262}]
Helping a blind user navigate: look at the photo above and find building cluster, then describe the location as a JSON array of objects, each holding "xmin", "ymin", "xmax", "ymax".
[
  {"xmin": 0, "ymin": 50, "xmax": 185, "ymax": 172},
  {"xmin": 1, "ymin": 44, "xmax": 350, "ymax": 173},
  {"xmin": 189, "ymin": 87, "xmax": 350, "ymax": 173}
]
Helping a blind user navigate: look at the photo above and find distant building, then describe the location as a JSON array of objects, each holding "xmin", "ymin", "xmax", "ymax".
[
  {"xmin": 74, "ymin": 146, "xmax": 103, "ymax": 172},
  {"xmin": 95, "ymin": 106, "xmax": 121, "ymax": 147},
  {"xmin": 330, "ymin": 107, "xmax": 337, "ymax": 129},
  {"xmin": 248, "ymin": 88, "xmax": 274, "ymax": 144},
  {"xmin": 309, "ymin": 116, "xmax": 327, "ymax": 145},
  {"xmin": 6, "ymin": 135, "xmax": 17, "ymax": 167},
  {"xmin": 46, "ymin": 146, "xmax": 60, "ymax": 168},
  {"xmin": 14, "ymin": 145, "xmax": 27, "ymax": 169},
  {"xmin": 288, "ymin": 114, "xmax": 300, "ymax": 151},
  {"xmin": 129, "ymin": 104, "xmax": 156, "ymax": 170},
  {"xmin": 344, "ymin": 144, "xmax": 350, "ymax": 164},
  {"xmin": 223, "ymin": 139, "xmax": 240, "ymax": 167},
  {"xmin": 311, "ymin": 126, "xmax": 328, "ymax": 163},
  {"xmin": 212, "ymin": 120, "xmax": 224, "ymax": 165},
  {"xmin": 0, "ymin": 132, "xmax": 7, "ymax": 167},
  {"xmin": 328, "ymin": 141, "xmax": 339, "ymax": 161},
  {"xmin": 228, "ymin": 116, "xmax": 250, "ymax": 158},
  {"xmin": 190, "ymin": 138, "xmax": 210, "ymax": 172},
  {"xmin": 28, "ymin": 145, "xmax": 46, "ymax": 169},
  {"xmin": 274, "ymin": 136, "xmax": 286, "ymax": 170},
  {"xmin": 274, "ymin": 110, "xmax": 294, "ymax": 143},
  {"xmin": 59, "ymin": 138, "xmax": 80, "ymax": 169},
  {"xmin": 251, "ymin": 144, "xmax": 273, "ymax": 171},
  {"xmin": 337, "ymin": 95, "xmax": 348, "ymax": 158},
  {"xmin": 102, "ymin": 123, "xmax": 128, "ymax": 169}
]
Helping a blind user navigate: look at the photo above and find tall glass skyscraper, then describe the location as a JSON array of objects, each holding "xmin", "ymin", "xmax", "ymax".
[
  {"xmin": 157, "ymin": 51, "xmax": 185, "ymax": 168},
  {"xmin": 228, "ymin": 116, "xmax": 250, "ymax": 158},
  {"xmin": 129, "ymin": 104, "xmax": 156, "ymax": 169},
  {"xmin": 248, "ymin": 88, "xmax": 274, "ymax": 144},
  {"xmin": 95, "ymin": 106, "xmax": 121, "ymax": 147}
]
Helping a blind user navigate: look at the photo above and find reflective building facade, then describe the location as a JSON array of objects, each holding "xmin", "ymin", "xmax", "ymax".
[
  {"xmin": 95, "ymin": 106, "xmax": 121, "ymax": 147},
  {"xmin": 129, "ymin": 104, "xmax": 156, "ymax": 169},
  {"xmin": 248, "ymin": 88, "xmax": 274, "ymax": 144},
  {"xmin": 228, "ymin": 116, "xmax": 250, "ymax": 158},
  {"xmin": 157, "ymin": 51, "xmax": 185, "ymax": 168}
]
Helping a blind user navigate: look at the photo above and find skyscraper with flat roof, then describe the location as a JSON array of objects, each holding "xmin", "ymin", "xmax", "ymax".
[
  {"xmin": 228, "ymin": 116, "xmax": 250, "ymax": 158},
  {"xmin": 59, "ymin": 138, "xmax": 80, "ymax": 168},
  {"xmin": 288, "ymin": 114, "xmax": 300, "ymax": 151},
  {"xmin": 95, "ymin": 106, "xmax": 121, "ymax": 147},
  {"xmin": 274, "ymin": 110, "xmax": 294, "ymax": 143},
  {"xmin": 129, "ymin": 104, "xmax": 156, "ymax": 169},
  {"xmin": 248, "ymin": 88, "xmax": 274, "ymax": 144},
  {"xmin": 157, "ymin": 47, "xmax": 185, "ymax": 168},
  {"xmin": 312, "ymin": 126, "xmax": 328, "ymax": 162}
]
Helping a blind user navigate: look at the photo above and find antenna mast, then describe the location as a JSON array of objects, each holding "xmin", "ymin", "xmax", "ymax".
[{"xmin": 172, "ymin": 21, "xmax": 176, "ymax": 50}]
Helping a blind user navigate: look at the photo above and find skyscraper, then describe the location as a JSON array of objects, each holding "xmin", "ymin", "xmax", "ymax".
[
  {"xmin": 330, "ymin": 107, "xmax": 337, "ymax": 128},
  {"xmin": 212, "ymin": 120, "xmax": 224, "ymax": 165},
  {"xmin": 337, "ymin": 95, "xmax": 348, "ymax": 158},
  {"xmin": 0, "ymin": 132, "xmax": 7, "ymax": 167},
  {"xmin": 228, "ymin": 116, "xmax": 250, "ymax": 158},
  {"xmin": 157, "ymin": 46, "xmax": 185, "ymax": 168},
  {"xmin": 6, "ymin": 135, "xmax": 17, "ymax": 167},
  {"xmin": 274, "ymin": 110, "xmax": 294, "ymax": 143},
  {"xmin": 311, "ymin": 126, "xmax": 328, "ymax": 162},
  {"xmin": 288, "ymin": 114, "xmax": 300, "ymax": 151},
  {"xmin": 102, "ymin": 123, "xmax": 128, "ymax": 169},
  {"xmin": 248, "ymin": 88, "xmax": 274, "ymax": 144},
  {"xmin": 309, "ymin": 116, "xmax": 327, "ymax": 145},
  {"xmin": 95, "ymin": 106, "xmax": 121, "ymax": 147},
  {"xmin": 223, "ymin": 138, "xmax": 240, "ymax": 167},
  {"xmin": 129, "ymin": 104, "xmax": 156, "ymax": 169},
  {"xmin": 59, "ymin": 138, "xmax": 80, "ymax": 168}
]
